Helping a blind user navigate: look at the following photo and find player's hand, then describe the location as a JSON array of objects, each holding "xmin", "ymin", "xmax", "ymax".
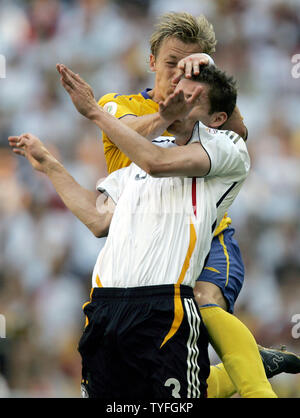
[
  {"xmin": 172, "ymin": 53, "xmax": 213, "ymax": 85},
  {"xmin": 8, "ymin": 134, "xmax": 54, "ymax": 172},
  {"xmin": 57, "ymin": 64, "xmax": 99, "ymax": 120},
  {"xmin": 159, "ymin": 86, "xmax": 203, "ymax": 124}
]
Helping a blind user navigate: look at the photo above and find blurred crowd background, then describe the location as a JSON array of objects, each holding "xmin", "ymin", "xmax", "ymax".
[{"xmin": 0, "ymin": 0, "xmax": 300, "ymax": 398}]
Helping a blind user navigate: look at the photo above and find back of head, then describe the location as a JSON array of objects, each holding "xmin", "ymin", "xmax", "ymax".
[
  {"xmin": 191, "ymin": 65, "xmax": 237, "ymax": 120},
  {"xmin": 150, "ymin": 12, "xmax": 217, "ymax": 58}
]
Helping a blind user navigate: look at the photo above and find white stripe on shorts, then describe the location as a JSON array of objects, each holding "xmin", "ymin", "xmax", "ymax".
[{"xmin": 184, "ymin": 298, "xmax": 201, "ymax": 398}]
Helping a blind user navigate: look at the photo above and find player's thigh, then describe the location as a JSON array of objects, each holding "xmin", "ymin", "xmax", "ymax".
[
  {"xmin": 193, "ymin": 281, "xmax": 227, "ymax": 310},
  {"xmin": 195, "ymin": 228, "xmax": 244, "ymax": 313}
]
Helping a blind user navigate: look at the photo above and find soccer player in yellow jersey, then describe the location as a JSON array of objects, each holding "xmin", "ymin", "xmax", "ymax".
[{"xmin": 95, "ymin": 12, "xmax": 300, "ymax": 397}]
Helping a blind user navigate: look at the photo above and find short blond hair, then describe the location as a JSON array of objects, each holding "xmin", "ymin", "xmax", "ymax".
[{"xmin": 150, "ymin": 12, "xmax": 217, "ymax": 57}]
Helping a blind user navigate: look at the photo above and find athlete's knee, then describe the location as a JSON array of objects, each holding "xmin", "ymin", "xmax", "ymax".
[{"xmin": 193, "ymin": 281, "xmax": 228, "ymax": 311}]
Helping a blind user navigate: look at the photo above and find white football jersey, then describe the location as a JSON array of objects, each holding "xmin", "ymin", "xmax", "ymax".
[{"xmin": 92, "ymin": 121, "xmax": 250, "ymax": 289}]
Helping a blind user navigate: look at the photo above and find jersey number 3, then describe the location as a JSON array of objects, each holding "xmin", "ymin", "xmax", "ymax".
[{"xmin": 164, "ymin": 378, "xmax": 181, "ymax": 398}]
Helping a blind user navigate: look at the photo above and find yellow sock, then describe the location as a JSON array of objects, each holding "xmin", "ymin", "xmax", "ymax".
[
  {"xmin": 200, "ymin": 305, "xmax": 277, "ymax": 398},
  {"xmin": 207, "ymin": 363, "xmax": 236, "ymax": 398}
]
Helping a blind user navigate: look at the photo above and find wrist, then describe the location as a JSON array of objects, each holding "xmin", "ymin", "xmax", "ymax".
[
  {"xmin": 86, "ymin": 103, "xmax": 103, "ymax": 122},
  {"xmin": 158, "ymin": 110, "xmax": 178, "ymax": 130},
  {"xmin": 155, "ymin": 112, "xmax": 174, "ymax": 131},
  {"xmin": 43, "ymin": 154, "xmax": 61, "ymax": 175}
]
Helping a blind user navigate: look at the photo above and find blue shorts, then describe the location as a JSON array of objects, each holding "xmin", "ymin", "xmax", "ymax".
[{"xmin": 197, "ymin": 227, "xmax": 244, "ymax": 313}]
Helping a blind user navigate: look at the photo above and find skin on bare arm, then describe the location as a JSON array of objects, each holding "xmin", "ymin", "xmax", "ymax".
[
  {"xmin": 8, "ymin": 133, "xmax": 114, "ymax": 237},
  {"xmin": 99, "ymin": 49, "xmax": 245, "ymax": 141},
  {"xmin": 57, "ymin": 64, "xmax": 211, "ymax": 178},
  {"xmin": 112, "ymin": 112, "xmax": 171, "ymax": 141},
  {"xmin": 57, "ymin": 63, "xmax": 203, "ymax": 129},
  {"xmin": 56, "ymin": 64, "xmax": 98, "ymax": 119},
  {"xmin": 98, "ymin": 51, "xmax": 214, "ymax": 140}
]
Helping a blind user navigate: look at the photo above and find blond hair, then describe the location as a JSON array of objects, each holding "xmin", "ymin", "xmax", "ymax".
[{"xmin": 150, "ymin": 12, "xmax": 217, "ymax": 57}]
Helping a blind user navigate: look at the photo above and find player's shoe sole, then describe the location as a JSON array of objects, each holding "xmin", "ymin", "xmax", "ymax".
[{"xmin": 258, "ymin": 344, "xmax": 300, "ymax": 378}]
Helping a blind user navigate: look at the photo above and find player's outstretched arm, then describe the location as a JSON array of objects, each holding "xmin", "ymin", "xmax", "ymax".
[
  {"xmin": 114, "ymin": 53, "xmax": 213, "ymax": 139},
  {"xmin": 112, "ymin": 113, "xmax": 171, "ymax": 141},
  {"xmin": 8, "ymin": 134, "xmax": 113, "ymax": 237},
  {"xmin": 57, "ymin": 56, "xmax": 209, "ymax": 141},
  {"xmin": 58, "ymin": 63, "xmax": 166, "ymax": 140},
  {"xmin": 57, "ymin": 64, "xmax": 210, "ymax": 177}
]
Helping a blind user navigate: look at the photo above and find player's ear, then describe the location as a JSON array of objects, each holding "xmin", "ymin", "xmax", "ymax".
[
  {"xmin": 149, "ymin": 54, "xmax": 156, "ymax": 72},
  {"xmin": 210, "ymin": 112, "xmax": 227, "ymax": 128}
]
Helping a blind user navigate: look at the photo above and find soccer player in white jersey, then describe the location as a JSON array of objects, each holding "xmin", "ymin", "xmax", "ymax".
[
  {"xmin": 96, "ymin": 12, "xmax": 300, "ymax": 398},
  {"xmin": 8, "ymin": 64, "xmax": 277, "ymax": 398}
]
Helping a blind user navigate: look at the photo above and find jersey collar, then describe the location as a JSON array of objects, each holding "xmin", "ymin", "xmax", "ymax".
[{"xmin": 140, "ymin": 88, "xmax": 152, "ymax": 99}]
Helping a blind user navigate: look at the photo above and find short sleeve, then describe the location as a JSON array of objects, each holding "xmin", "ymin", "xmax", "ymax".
[
  {"xmin": 98, "ymin": 93, "xmax": 138, "ymax": 119},
  {"xmin": 96, "ymin": 165, "xmax": 133, "ymax": 204},
  {"xmin": 188, "ymin": 121, "xmax": 250, "ymax": 180}
]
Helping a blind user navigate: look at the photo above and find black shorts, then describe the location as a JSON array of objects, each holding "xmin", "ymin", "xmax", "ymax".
[{"xmin": 78, "ymin": 284, "xmax": 210, "ymax": 399}]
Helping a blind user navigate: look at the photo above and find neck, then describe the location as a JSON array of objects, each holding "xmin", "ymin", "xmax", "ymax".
[
  {"xmin": 174, "ymin": 131, "xmax": 194, "ymax": 146},
  {"xmin": 148, "ymin": 88, "xmax": 167, "ymax": 104},
  {"xmin": 174, "ymin": 120, "xmax": 198, "ymax": 145},
  {"xmin": 174, "ymin": 138, "xmax": 187, "ymax": 146},
  {"xmin": 147, "ymin": 89, "xmax": 155, "ymax": 101}
]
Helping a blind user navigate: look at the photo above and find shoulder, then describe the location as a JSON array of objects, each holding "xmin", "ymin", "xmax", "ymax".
[
  {"xmin": 98, "ymin": 92, "xmax": 146, "ymax": 107},
  {"xmin": 97, "ymin": 164, "xmax": 135, "ymax": 189},
  {"xmin": 188, "ymin": 122, "xmax": 250, "ymax": 179},
  {"xmin": 189, "ymin": 122, "xmax": 247, "ymax": 151},
  {"xmin": 98, "ymin": 92, "xmax": 148, "ymax": 117}
]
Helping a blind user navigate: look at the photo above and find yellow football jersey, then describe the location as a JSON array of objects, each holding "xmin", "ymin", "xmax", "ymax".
[
  {"xmin": 98, "ymin": 89, "xmax": 231, "ymax": 235},
  {"xmin": 98, "ymin": 90, "xmax": 162, "ymax": 174}
]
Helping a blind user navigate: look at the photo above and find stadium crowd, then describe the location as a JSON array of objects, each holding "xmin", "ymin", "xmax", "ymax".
[{"xmin": 0, "ymin": 0, "xmax": 300, "ymax": 397}]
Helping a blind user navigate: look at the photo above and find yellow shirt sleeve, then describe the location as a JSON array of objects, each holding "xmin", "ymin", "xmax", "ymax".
[
  {"xmin": 98, "ymin": 92, "xmax": 158, "ymax": 174},
  {"xmin": 98, "ymin": 94, "xmax": 137, "ymax": 173},
  {"xmin": 98, "ymin": 93, "xmax": 140, "ymax": 119}
]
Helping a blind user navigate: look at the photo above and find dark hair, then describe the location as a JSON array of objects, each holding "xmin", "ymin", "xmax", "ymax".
[{"xmin": 191, "ymin": 65, "xmax": 237, "ymax": 119}]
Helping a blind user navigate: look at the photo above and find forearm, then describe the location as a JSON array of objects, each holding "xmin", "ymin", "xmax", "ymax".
[
  {"xmin": 91, "ymin": 108, "xmax": 209, "ymax": 178},
  {"xmin": 91, "ymin": 107, "xmax": 164, "ymax": 174},
  {"xmin": 121, "ymin": 113, "xmax": 170, "ymax": 140},
  {"xmin": 43, "ymin": 157, "xmax": 109, "ymax": 236}
]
